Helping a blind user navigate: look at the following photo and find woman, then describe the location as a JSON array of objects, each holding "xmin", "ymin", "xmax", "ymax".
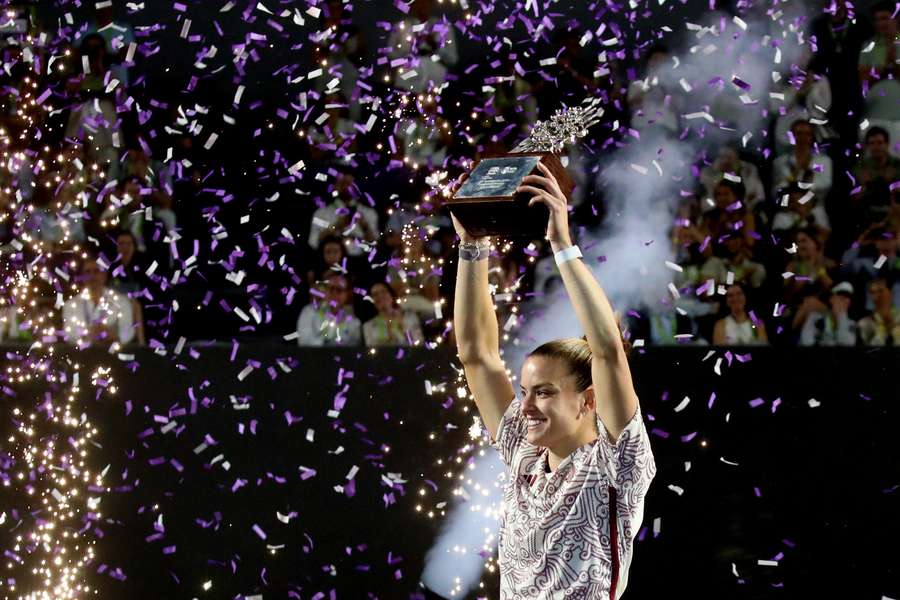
[
  {"xmin": 363, "ymin": 281, "xmax": 424, "ymax": 347},
  {"xmin": 784, "ymin": 227, "xmax": 837, "ymax": 308},
  {"xmin": 712, "ymin": 283, "xmax": 769, "ymax": 345},
  {"xmin": 451, "ymin": 162, "xmax": 656, "ymax": 598},
  {"xmin": 305, "ymin": 234, "xmax": 347, "ymax": 293}
]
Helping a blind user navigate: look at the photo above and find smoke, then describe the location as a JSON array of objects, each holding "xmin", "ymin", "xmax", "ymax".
[{"xmin": 420, "ymin": 451, "xmax": 506, "ymax": 598}]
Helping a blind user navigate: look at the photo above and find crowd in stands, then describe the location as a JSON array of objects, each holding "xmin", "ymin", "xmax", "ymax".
[
  {"xmin": 296, "ymin": 0, "xmax": 900, "ymax": 350},
  {"xmin": 0, "ymin": 0, "xmax": 897, "ymax": 351}
]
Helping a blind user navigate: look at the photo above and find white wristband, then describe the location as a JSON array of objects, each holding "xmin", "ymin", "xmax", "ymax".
[{"xmin": 554, "ymin": 245, "xmax": 583, "ymax": 267}]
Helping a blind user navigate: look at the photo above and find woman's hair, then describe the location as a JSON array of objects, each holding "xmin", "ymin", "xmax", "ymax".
[{"xmin": 528, "ymin": 326, "xmax": 632, "ymax": 394}]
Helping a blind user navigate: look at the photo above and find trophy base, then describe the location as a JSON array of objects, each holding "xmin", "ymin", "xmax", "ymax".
[
  {"xmin": 447, "ymin": 198, "xmax": 550, "ymax": 238},
  {"xmin": 446, "ymin": 152, "xmax": 573, "ymax": 238}
]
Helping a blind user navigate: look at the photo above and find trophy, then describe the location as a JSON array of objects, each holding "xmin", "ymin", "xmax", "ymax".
[{"xmin": 447, "ymin": 98, "xmax": 603, "ymax": 237}]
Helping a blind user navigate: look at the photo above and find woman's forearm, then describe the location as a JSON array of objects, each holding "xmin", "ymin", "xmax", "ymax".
[
  {"xmin": 552, "ymin": 240, "xmax": 622, "ymax": 357},
  {"xmin": 453, "ymin": 254, "xmax": 500, "ymax": 361}
]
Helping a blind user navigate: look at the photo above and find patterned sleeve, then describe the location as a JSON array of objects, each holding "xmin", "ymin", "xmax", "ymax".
[
  {"xmin": 489, "ymin": 397, "xmax": 526, "ymax": 468},
  {"xmin": 595, "ymin": 404, "xmax": 656, "ymax": 504}
]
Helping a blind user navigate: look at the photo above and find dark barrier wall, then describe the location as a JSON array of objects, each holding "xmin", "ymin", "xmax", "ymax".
[{"xmin": 1, "ymin": 345, "xmax": 898, "ymax": 599}]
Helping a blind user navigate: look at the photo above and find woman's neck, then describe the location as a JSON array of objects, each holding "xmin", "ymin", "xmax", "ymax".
[{"xmin": 547, "ymin": 426, "xmax": 599, "ymax": 472}]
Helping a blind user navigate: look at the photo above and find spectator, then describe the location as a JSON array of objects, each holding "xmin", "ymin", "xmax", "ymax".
[
  {"xmin": 811, "ymin": 0, "xmax": 869, "ymax": 145},
  {"xmin": 100, "ymin": 175, "xmax": 145, "ymax": 248},
  {"xmin": 305, "ymin": 234, "xmax": 348, "ymax": 292},
  {"xmin": 840, "ymin": 224, "xmax": 900, "ymax": 311},
  {"xmin": 362, "ymin": 281, "xmax": 424, "ymax": 347},
  {"xmin": 784, "ymin": 227, "xmax": 838, "ymax": 307},
  {"xmin": 772, "ymin": 119, "xmax": 833, "ymax": 203},
  {"xmin": 799, "ymin": 281, "xmax": 857, "ymax": 346},
  {"xmin": 702, "ymin": 179, "xmax": 757, "ymax": 249},
  {"xmin": 858, "ymin": 1, "xmax": 900, "ymax": 146},
  {"xmin": 712, "ymin": 283, "xmax": 768, "ymax": 345},
  {"xmin": 700, "ymin": 234, "xmax": 767, "ymax": 291},
  {"xmin": 64, "ymin": 33, "xmax": 121, "ymax": 181},
  {"xmin": 699, "ymin": 146, "xmax": 766, "ymax": 210},
  {"xmin": 770, "ymin": 53, "xmax": 835, "ymax": 154},
  {"xmin": 388, "ymin": 225, "xmax": 441, "ymax": 321},
  {"xmin": 109, "ymin": 229, "xmax": 146, "ymax": 297},
  {"xmin": 296, "ymin": 272, "xmax": 362, "ymax": 347},
  {"xmin": 86, "ymin": 1, "xmax": 135, "ymax": 88},
  {"xmin": 0, "ymin": 304, "xmax": 30, "ymax": 343},
  {"xmin": 122, "ymin": 147, "xmax": 174, "ymax": 200},
  {"xmin": 396, "ymin": 95, "xmax": 452, "ymax": 169},
  {"xmin": 851, "ymin": 126, "xmax": 900, "ymax": 229},
  {"xmin": 858, "ymin": 277, "xmax": 900, "ymax": 345},
  {"xmin": 313, "ymin": 0, "xmax": 366, "ymax": 118},
  {"xmin": 62, "ymin": 255, "xmax": 138, "ymax": 346},
  {"xmin": 772, "ymin": 183, "xmax": 832, "ymax": 242},
  {"xmin": 308, "ymin": 168, "xmax": 378, "ymax": 258},
  {"xmin": 627, "ymin": 44, "xmax": 680, "ymax": 136},
  {"xmin": 387, "ymin": 0, "xmax": 458, "ymax": 94}
]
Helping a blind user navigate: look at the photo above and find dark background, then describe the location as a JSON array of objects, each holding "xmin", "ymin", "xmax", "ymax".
[{"xmin": 2, "ymin": 344, "xmax": 896, "ymax": 598}]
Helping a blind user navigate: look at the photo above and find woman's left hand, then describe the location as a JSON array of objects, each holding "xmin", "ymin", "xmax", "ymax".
[{"xmin": 516, "ymin": 161, "xmax": 573, "ymax": 250}]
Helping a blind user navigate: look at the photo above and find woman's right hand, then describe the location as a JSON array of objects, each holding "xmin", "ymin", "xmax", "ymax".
[{"xmin": 448, "ymin": 172, "xmax": 484, "ymax": 243}]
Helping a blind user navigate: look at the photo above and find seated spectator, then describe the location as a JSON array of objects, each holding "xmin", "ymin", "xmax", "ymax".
[
  {"xmin": 858, "ymin": 1, "xmax": 900, "ymax": 147},
  {"xmin": 784, "ymin": 228, "xmax": 838, "ymax": 307},
  {"xmin": 100, "ymin": 175, "xmax": 145, "ymax": 248},
  {"xmin": 702, "ymin": 180, "xmax": 757, "ymax": 249},
  {"xmin": 0, "ymin": 304, "xmax": 31, "ymax": 343},
  {"xmin": 810, "ymin": 0, "xmax": 868, "ymax": 146},
  {"xmin": 386, "ymin": 0, "xmax": 458, "ymax": 95},
  {"xmin": 771, "ymin": 183, "xmax": 831, "ymax": 242},
  {"xmin": 770, "ymin": 52, "xmax": 835, "ymax": 155},
  {"xmin": 388, "ymin": 226, "xmax": 442, "ymax": 321},
  {"xmin": 712, "ymin": 283, "xmax": 768, "ymax": 345},
  {"xmin": 307, "ymin": 168, "xmax": 378, "ymax": 258},
  {"xmin": 851, "ymin": 126, "xmax": 900, "ymax": 229},
  {"xmin": 62, "ymin": 255, "xmax": 139, "ymax": 347},
  {"xmin": 627, "ymin": 44, "xmax": 680, "ymax": 136},
  {"xmin": 858, "ymin": 277, "xmax": 900, "ymax": 345},
  {"xmin": 840, "ymin": 224, "xmax": 900, "ymax": 311},
  {"xmin": 64, "ymin": 34, "xmax": 121, "ymax": 182},
  {"xmin": 699, "ymin": 145, "xmax": 766, "ymax": 210},
  {"xmin": 363, "ymin": 282, "xmax": 424, "ymax": 347},
  {"xmin": 799, "ymin": 281, "xmax": 858, "ymax": 346},
  {"xmin": 700, "ymin": 234, "xmax": 767, "ymax": 291},
  {"xmin": 772, "ymin": 119, "xmax": 833, "ymax": 203},
  {"xmin": 108, "ymin": 229, "xmax": 147, "ymax": 297},
  {"xmin": 296, "ymin": 272, "xmax": 361, "ymax": 347},
  {"xmin": 305, "ymin": 234, "xmax": 348, "ymax": 292}
]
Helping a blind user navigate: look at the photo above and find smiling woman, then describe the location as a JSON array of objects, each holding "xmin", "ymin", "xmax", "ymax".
[{"xmin": 451, "ymin": 162, "xmax": 656, "ymax": 599}]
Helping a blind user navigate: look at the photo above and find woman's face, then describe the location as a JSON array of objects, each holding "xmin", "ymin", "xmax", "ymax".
[
  {"xmin": 370, "ymin": 283, "xmax": 395, "ymax": 313},
  {"xmin": 714, "ymin": 184, "xmax": 735, "ymax": 210},
  {"xmin": 324, "ymin": 276, "xmax": 352, "ymax": 307},
  {"xmin": 725, "ymin": 285, "xmax": 746, "ymax": 314},
  {"xmin": 518, "ymin": 355, "xmax": 591, "ymax": 448},
  {"xmin": 323, "ymin": 241, "xmax": 343, "ymax": 266},
  {"xmin": 796, "ymin": 232, "xmax": 817, "ymax": 259}
]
